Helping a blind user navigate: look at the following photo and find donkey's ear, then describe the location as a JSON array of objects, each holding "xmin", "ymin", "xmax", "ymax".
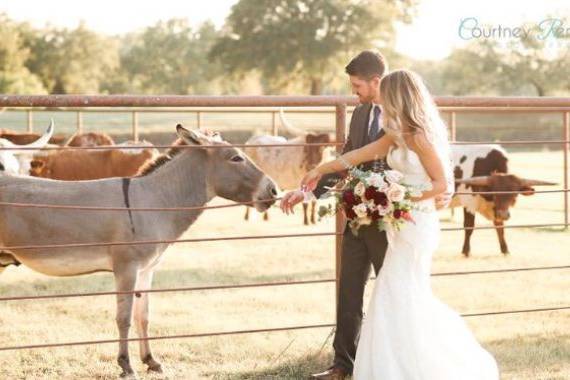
[{"xmin": 176, "ymin": 124, "xmax": 210, "ymax": 145}]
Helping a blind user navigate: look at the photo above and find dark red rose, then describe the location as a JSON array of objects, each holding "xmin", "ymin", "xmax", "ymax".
[
  {"xmin": 374, "ymin": 192, "xmax": 388, "ymax": 206},
  {"xmin": 344, "ymin": 204, "xmax": 357, "ymax": 219},
  {"xmin": 370, "ymin": 209, "xmax": 381, "ymax": 221},
  {"xmin": 364, "ymin": 186, "xmax": 378, "ymax": 201},
  {"xmin": 393, "ymin": 209, "xmax": 402, "ymax": 219},
  {"xmin": 343, "ymin": 190, "xmax": 356, "ymax": 205}
]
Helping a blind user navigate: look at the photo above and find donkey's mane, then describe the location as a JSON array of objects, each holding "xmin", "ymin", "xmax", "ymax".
[{"xmin": 136, "ymin": 138, "xmax": 187, "ymax": 176}]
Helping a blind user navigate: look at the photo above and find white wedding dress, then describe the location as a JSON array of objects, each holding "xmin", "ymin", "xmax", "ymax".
[{"xmin": 353, "ymin": 145, "xmax": 499, "ymax": 380}]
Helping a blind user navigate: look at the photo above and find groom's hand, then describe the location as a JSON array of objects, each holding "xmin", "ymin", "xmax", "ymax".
[{"xmin": 280, "ymin": 190, "xmax": 305, "ymax": 215}]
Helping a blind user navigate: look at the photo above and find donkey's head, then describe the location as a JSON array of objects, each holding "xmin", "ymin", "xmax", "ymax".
[{"xmin": 176, "ymin": 125, "xmax": 278, "ymax": 212}]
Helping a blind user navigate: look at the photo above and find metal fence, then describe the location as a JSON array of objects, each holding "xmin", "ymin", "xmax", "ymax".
[{"xmin": 0, "ymin": 95, "xmax": 568, "ymax": 354}]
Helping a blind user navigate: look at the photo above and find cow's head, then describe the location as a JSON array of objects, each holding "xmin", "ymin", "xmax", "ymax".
[
  {"xmin": 0, "ymin": 120, "xmax": 54, "ymax": 176},
  {"xmin": 456, "ymin": 173, "xmax": 556, "ymax": 221},
  {"xmin": 303, "ymin": 133, "xmax": 332, "ymax": 171}
]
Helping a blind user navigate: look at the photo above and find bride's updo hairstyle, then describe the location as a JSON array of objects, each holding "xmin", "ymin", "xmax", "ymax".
[{"xmin": 379, "ymin": 69, "xmax": 449, "ymax": 153}]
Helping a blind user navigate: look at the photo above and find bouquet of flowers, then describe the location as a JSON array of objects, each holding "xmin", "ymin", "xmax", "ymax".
[{"xmin": 318, "ymin": 165, "xmax": 429, "ymax": 235}]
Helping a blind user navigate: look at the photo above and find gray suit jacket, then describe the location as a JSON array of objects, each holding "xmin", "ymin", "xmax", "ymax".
[{"xmin": 313, "ymin": 103, "xmax": 387, "ymax": 199}]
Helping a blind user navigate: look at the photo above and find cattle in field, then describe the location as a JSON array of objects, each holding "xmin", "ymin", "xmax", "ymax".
[
  {"xmin": 30, "ymin": 141, "xmax": 158, "ymax": 180},
  {"xmin": 65, "ymin": 131, "xmax": 115, "ymax": 147},
  {"xmin": 243, "ymin": 110, "xmax": 333, "ymax": 225},
  {"xmin": 0, "ymin": 121, "xmax": 55, "ymax": 176},
  {"xmin": 450, "ymin": 144, "xmax": 556, "ymax": 256}
]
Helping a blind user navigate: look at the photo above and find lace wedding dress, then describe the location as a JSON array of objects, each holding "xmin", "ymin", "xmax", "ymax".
[{"xmin": 353, "ymin": 145, "xmax": 499, "ymax": 380}]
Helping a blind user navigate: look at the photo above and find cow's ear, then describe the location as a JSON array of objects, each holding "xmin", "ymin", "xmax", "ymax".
[
  {"xmin": 521, "ymin": 186, "xmax": 535, "ymax": 196},
  {"xmin": 176, "ymin": 124, "xmax": 211, "ymax": 146}
]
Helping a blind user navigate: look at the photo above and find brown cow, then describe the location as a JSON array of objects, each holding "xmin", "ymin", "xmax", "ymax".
[
  {"xmin": 450, "ymin": 144, "xmax": 556, "ymax": 256},
  {"xmin": 65, "ymin": 132, "xmax": 115, "ymax": 147},
  {"xmin": 30, "ymin": 141, "xmax": 158, "ymax": 180}
]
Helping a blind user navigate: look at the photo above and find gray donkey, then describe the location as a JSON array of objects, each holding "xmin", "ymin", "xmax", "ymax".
[{"xmin": 0, "ymin": 125, "xmax": 278, "ymax": 377}]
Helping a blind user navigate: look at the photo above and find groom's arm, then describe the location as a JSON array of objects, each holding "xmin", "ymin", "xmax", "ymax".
[{"xmin": 311, "ymin": 135, "xmax": 353, "ymax": 199}]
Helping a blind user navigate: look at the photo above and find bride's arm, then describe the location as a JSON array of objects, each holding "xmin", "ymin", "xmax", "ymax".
[
  {"xmin": 407, "ymin": 134, "xmax": 448, "ymax": 201},
  {"xmin": 301, "ymin": 134, "xmax": 394, "ymax": 191}
]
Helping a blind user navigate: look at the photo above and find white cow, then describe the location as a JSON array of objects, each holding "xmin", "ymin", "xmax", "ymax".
[
  {"xmin": 0, "ymin": 120, "xmax": 54, "ymax": 175},
  {"xmin": 244, "ymin": 110, "xmax": 333, "ymax": 225}
]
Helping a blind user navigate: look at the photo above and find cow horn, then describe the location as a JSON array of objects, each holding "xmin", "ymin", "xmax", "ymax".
[
  {"xmin": 519, "ymin": 178, "xmax": 557, "ymax": 186},
  {"xmin": 20, "ymin": 119, "xmax": 54, "ymax": 149},
  {"xmin": 455, "ymin": 176, "xmax": 490, "ymax": 187},
  {"xmin": 278, "ymin": 108, "xmax": 305, "ymax": 136}
]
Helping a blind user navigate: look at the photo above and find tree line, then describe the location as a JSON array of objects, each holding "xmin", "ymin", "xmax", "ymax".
[{"xmin": 0, "ymin": 0, "xmax": 568, "ymax": 96}]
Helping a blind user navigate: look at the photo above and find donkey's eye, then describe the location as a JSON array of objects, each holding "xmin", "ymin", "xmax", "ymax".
[{"xmin": 230, "ymin": 155, "xmax": 244, "ymax": 163}]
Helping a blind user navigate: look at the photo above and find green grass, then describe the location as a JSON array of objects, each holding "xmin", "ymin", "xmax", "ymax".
[{"xmin": 0, "ymin": 149, "xmax": 568, "ymax": 379}]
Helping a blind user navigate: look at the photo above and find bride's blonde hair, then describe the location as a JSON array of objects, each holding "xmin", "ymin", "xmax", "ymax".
[{"xmin": 380, "ymin": 69, "xmax": 448, "ymax": 151}]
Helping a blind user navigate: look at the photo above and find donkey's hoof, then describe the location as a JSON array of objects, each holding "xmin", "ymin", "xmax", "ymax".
[
  {"xmin": 143, "ymin": 355, "xmax": 163, "ymax": 373},
  {"xmin": 119, "ymin": 371, "xmax": 138, "ymax": 379},
  {"xmin": 147, "ymin": 363, "xmax": 163, "ymax": 373}
]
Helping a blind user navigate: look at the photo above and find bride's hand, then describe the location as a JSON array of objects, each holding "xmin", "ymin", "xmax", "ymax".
[{"xmin": 300, "ymin": 168, "xmax": 323, "ymax": 192}]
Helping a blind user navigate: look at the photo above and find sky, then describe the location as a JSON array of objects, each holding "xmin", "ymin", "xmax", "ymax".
[{"xmin": 0, "ymin": 0, "xmax": 568, "ymax": 60}]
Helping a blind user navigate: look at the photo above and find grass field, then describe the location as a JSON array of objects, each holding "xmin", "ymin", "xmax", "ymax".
[{"xmin": 0, "ymin": 149, "xmax": 569, "ymax": 379}]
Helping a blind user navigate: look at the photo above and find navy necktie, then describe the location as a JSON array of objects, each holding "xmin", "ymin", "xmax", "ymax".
[{"xmin": 368, "ymin": 105, "xmax": 381, "ymax": 141}]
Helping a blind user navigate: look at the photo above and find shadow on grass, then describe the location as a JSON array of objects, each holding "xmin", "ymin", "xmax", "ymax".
[
  {"xmin": 212, "ymin": 333, "xmax": 570, "ymax": 380},
  {"xmin": 214, "ymin": 351, "xmax": 334, "ymax": 380}
]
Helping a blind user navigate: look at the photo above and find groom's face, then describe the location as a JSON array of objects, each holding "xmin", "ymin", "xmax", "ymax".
[{"xmin": 349, "ymin": 75, "xmax": 381, "ymax": 104}]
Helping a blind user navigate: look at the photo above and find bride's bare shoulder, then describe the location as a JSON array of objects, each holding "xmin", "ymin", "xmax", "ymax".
[{"xmin": 403, "ymin": 132, "xmax": 435, "ymax": 154}]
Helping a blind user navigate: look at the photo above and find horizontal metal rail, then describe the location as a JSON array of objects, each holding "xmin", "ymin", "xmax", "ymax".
[
  {"xmin": 0, "ymin": 306, "xmax": 568, "ymax": 352},
  {"xmin": 0, "ymin": 222, "xmax": 567, "ymax": 252},
  {"xmin": 0, "ymin": 190, "xmax": 567, "ymax": 212},
  {"xmin": 0, "ymin": 140, "xmax": 569, "ymax": 152},
  {"xmin": 1, "ymin": 95, "xmax": 570, "ymax": 108},
  {"xmin": 1, "ymin": 265, "xmax": 568, "ymax": 303}
]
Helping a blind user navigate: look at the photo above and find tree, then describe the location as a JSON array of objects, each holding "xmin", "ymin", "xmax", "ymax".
[
  {"xmin": 0, "ymin": 14, "xmax": 46, "ymax": 94},
  {"xmin": 112, "ymin": 20, "xmax": 224, "ymax": 94},
  {"xmin": 210, "ymin": 0, "xmax": 418, "ymax": 94},
  {"xmin": 23, "ymin": 23, "xmax": 119, "ymax": 94}
]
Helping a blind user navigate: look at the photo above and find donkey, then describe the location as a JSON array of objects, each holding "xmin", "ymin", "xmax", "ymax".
[{"xmin": 0, "ymin": 125, "xmax": 278, "ymax": 377}]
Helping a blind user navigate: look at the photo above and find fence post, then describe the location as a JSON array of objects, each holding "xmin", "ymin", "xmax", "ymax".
[
  {"xmin": 76, "ymin": 111, "xmax": 83, "ymax": 133},
  {"xmin": 335, "ymin": 104, "xmax": 346, "ymax": 312},
  {"xmin": 271, "ymin": 111, "xmax": 278, "ymax": 135},
  {"xmin": 132, "ymin": 111, "xmax": 139, "ymax": 142},
  {"xmin": 26, "ymin": 110, "xmax": 33, "ymax": 132},
  {"xmin": 450, "ymin": 111, "xmax": 457, "ymax": 142},
  {"xmin": 197, "ymin": 111, "xmax": 202, "ymax": 129},
  {"xmin": 562, "ymin": 111, "xmax": 570, "ymax": 229}
]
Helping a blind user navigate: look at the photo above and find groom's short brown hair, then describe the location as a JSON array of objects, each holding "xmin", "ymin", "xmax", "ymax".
[{"xmin": 345, "ymin": 51, "xmax": 387, "ymax": 79}]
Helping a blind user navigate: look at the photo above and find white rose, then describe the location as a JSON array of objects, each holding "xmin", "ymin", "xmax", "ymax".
[
  {"xmin": 366, "ymin": 173, "xmax": 383, "ymax": 188},
  {"xmin": 385, "ymin": 170, "xmax": 404, "ymax": 183},
  {"xmin": 387, "ymin": 182, "xmax": 406, "ymax": 203},
  {"xmin": 353, "ymin": 203, "xmax": 369, "ymax": 218},
  {"xmin": 354, "ymin": 181, "xmax": 366, "ymax": 197},
  {"xmin": 358, "ymin": 216, "xmax": 372, "ymax": 226}
]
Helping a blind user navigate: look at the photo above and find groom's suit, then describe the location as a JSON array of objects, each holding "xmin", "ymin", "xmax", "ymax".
[{"xmin": 313, "ymin": 103, "xmax": 389, "ymax": 375}]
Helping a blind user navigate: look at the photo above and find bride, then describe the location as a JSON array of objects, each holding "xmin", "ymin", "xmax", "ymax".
[{"xmin": 301, "ymin": 69, "xmax": 499, "ymax": 379}]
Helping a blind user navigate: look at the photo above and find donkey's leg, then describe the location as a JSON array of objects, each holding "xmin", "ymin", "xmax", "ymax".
[
  {"xmin": 133, "ymin": 269, "xmax": 163, "ymax": 373},
  {"xmin": 244, "ymin": 206, "xmax": 250, "ymax": 221},
  {"xmin": 114, "ymin": 265, "xmax": 139, "ymax": 378},
  {"xmin": 302, "ymin": 203, "xmax": 309, "ymax": 225}
]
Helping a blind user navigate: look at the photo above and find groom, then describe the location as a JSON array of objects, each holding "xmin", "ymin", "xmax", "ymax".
[{"xmin": 280, "ymin": 50, "xmax": 452, "ymax": 379}]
